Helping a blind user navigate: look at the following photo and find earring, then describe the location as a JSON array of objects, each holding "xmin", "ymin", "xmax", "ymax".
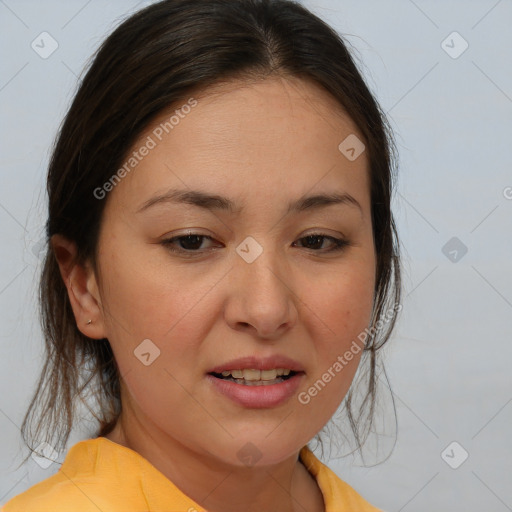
[{"xmin": 86, "ymin": 319, "xmax": 92, "ymax": 325}]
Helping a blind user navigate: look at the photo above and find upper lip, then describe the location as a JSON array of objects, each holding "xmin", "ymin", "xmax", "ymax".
[{"xmin": 208, "ymin": 355, "xmax": 305, "ymax": 374}]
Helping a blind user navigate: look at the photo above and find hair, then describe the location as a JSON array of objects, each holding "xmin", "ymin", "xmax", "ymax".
[{"xmin": 20, "ymin": 0, "xmax": 401, "ymax": 466}]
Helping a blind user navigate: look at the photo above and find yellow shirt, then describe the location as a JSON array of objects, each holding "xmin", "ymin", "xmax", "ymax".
[{"xmin": 2, "ymin": 437, "xmax": 383, "ymax": 511}]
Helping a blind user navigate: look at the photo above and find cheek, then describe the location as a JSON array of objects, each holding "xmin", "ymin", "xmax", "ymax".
[
  {"xmin": 309, "ymin": 262, "xmax": 375, "ymax": 347},
  {"xmin": 98, "ymin": 240, "xmax": 215, "ymax": 341},
  {"xmin": 302, "ymin": 263, "xmax": 374, "ymax": 406},
  {"xmin": 96, "ymin": 241, "xmax": 220, "ymax": 401},
  {"xmin": 97, "ymin": 245, "xmax": 211, "ymax": 429}
]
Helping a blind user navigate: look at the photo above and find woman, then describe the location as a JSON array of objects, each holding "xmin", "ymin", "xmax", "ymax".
[{"xmin": 3, "ymin": 0, "xmax": 401, "ymax": 510}]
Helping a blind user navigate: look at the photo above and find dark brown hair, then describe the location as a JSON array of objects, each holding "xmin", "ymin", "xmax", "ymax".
[{"xmin": 20, "ymin": 0, "xmax": 401, "ymax": 465}]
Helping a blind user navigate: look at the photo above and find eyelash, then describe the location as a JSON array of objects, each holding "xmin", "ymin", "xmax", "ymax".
[{"xmin": 161, "ymin": 232, "xmax": 350, "ymax": 257}]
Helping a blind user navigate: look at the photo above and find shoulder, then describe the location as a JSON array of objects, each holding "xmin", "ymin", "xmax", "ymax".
[
  {"xmin": 2, "ymin": 438, "xmax": 147, "ymax": 512},
  {"xmin": 299, "ymin": 445, "xmax": 384, "ymax": 512},
  {"xmin": 1, "ymin": 472, "xmax": 111, "ymax": 512}
]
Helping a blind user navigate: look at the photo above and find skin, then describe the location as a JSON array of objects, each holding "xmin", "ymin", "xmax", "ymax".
[{"xmin": 53, "ymin": 75, "xmax": 376, "ymax": 512}]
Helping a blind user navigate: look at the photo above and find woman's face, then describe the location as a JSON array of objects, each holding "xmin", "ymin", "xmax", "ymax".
[{"xmin": 92, "ymin": 76, "xmax": 376, "ymax": 466}]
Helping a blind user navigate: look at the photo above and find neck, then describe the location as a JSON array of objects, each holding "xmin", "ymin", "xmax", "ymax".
[{"xmin": 104, "ymin": 412, "xmax": 324, "ymax": 512}]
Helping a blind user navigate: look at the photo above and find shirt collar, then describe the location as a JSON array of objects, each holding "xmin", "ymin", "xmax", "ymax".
[{"xmin": 63, "ymin": 437, "xmax": 332, "ymax": 511}]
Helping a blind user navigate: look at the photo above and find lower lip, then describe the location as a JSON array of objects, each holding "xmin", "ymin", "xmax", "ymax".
[{"xmin": 206, "ymin": 373, "xmax": 305, "ymax": 408}]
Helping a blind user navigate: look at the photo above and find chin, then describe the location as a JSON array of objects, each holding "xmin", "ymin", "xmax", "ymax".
[{"xmin": 211, "ymin": 434, "xmax": 310, "ymax": 469}]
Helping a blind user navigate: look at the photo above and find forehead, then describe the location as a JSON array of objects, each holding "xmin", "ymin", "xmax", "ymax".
[
  {"xmin": 177, "ymin": 75, "xmax": 361, "ymax": 148},
  {"xmin": 108, "ymin": 75, "xmax": 370, "ymax": 215}
]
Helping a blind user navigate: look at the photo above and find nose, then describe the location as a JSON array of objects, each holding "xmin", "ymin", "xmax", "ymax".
[{"xmin": 223, "ymin": 243, "xmax": 299, "ymax": 340}]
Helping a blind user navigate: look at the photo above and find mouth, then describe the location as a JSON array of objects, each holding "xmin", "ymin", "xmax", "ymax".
[
  {"xmin": 208, "ymin": 368, "xmax": 300, "ymax": 386},
  {"xmin": 206, "ymin": 355, "xmax": 305, "ymax": 407},
  {"xmin": 206, "ymin": 364, "xmax": 305, "ymax": 408}
]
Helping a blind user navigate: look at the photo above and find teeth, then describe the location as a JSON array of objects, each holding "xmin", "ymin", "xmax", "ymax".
[
  {"xmin": 243, "ymin": 369, "xmax": 262, "ymax": 381},
  {"xmin": 219, "ymin": 368, "xmax": 292, "ymax": 380},
  {"xmin": 260, "ymin": 369, "xmax": 277, "ymax": 380}
]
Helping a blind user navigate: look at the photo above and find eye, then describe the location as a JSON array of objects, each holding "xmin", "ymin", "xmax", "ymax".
[
  {"xmin": 161, "ymin": 231, "xmax": 350, "ymax": 257},
  {"xmin": 293, "ymin": 233, "xmax": 350, "ymax": 253},
  {"xmin": 161, "ymin": 233, "xmax": 218, "ymax": 256}
]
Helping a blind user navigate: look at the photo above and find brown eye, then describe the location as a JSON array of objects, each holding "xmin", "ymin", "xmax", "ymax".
[
  {"xmin": 161, "ymin": 234, "xmax": 219, "ymax": 255},
  {"xmin": 294, "ymin": 234, "xmax": 349, "ymax": 253}
]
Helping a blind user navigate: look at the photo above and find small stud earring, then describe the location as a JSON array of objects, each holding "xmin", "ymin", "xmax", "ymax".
[{"xmin": 86, "ymin": 319, "xmax": 92, "ymax": 325}]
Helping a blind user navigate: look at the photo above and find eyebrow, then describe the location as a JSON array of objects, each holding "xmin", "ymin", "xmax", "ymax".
[{"xmin": 136, "ymin": 188, "xmax": 363, "ymax": 216}]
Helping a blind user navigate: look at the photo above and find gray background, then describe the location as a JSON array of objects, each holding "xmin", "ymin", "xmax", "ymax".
[{"xmin": 1, "ymin": 0, "xmax": 511, "ymax": 510}]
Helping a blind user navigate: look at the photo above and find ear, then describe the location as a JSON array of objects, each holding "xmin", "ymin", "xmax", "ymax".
[{"xmin": 51, "ymin": 234, "xmax": 107, "ymax": 340}]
